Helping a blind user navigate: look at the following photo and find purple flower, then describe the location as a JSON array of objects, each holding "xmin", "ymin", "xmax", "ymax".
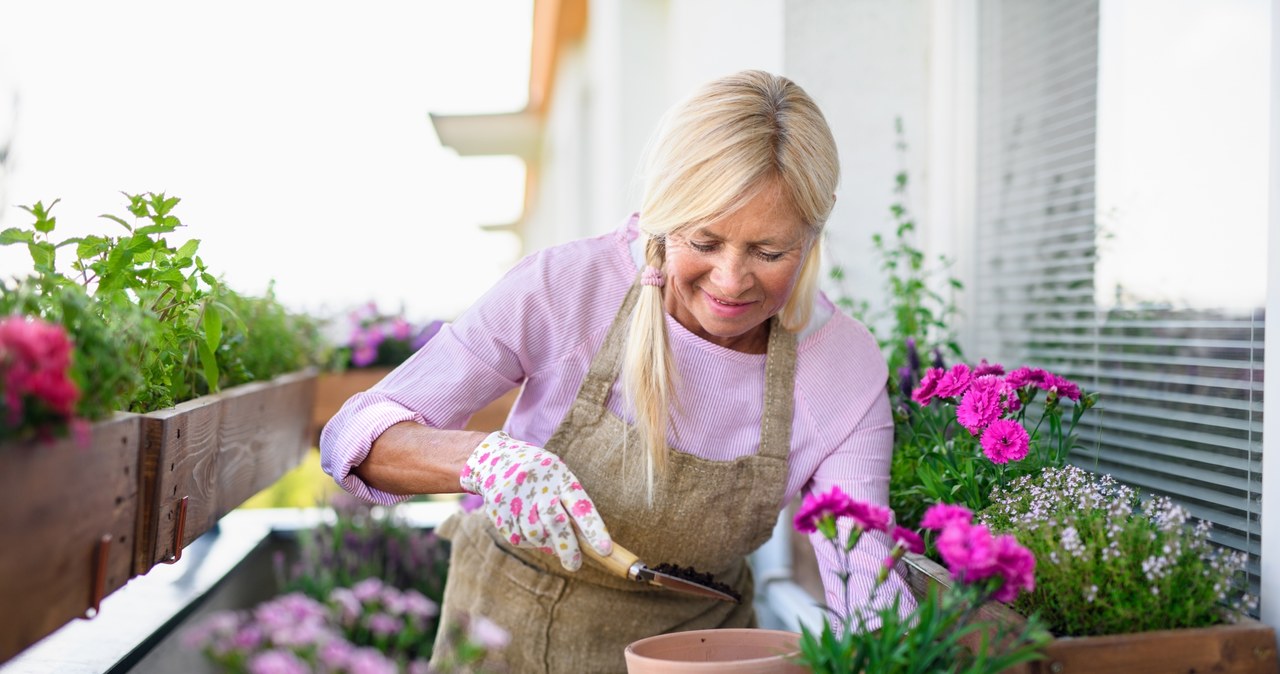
[
  {"xmin": 793, "ymin": 486, "xmax": 854, "ymax": 534},
  {"xmin": 247, "ymin": 649, "xmax": 309, "ymax": 674},
  {"xmin": 980, "ymin": 419, "xmax": 1030, "ymax": 464},
  {"xmin": 906, "ymin": 338, "xmax": 921, "ymax": 372},
  {"xmin": 931, "ymin": 347, "xmax": 946, "ymax": 370},
  {"xmin": 898, "ymin": 366, "xmax": 916, "ymax": 400},
  {"xmin": 403, "ymin": 590, "xmax": 440, "ymax": 619},
  {"xmin": 351, "ymin": 343, "xmax": 378, "ymax": 368},
  {"xmin": 352, "ymin": 577, "xmax": 384, "ymax": 602},
  {"xmin": 956, "ymin": 375, "xmax": 1004, "ymax": 434},
  {"xmin": 318, "ymin": 639, "xmax": 356, "ymax": 670},
  {"xmin": 366, "ymin": 612, "xmax": 403, "ymax": 637},
  {"xmin": 330, "ymin": 587, "xmax": 361, "ymax": 623},
  {"xmin": 460, "ymin": 492, "xmax": 485, "ymax": 513},
  {"xmin": 920, "ymin": 503, "xmax": 973, "ymax": 531},
  {"xmin": 390, "ymin": 317, "xmax": 413, "ymax": 340},
  {"xmin": 347, "ymin": 647, "xmax": 399, "ymax": 674},
  {"xmin": 468, "ymin": 616, "xmax": 512, "ymax": 650},
  {"xmin": 933, "ymin": 363, "xmax": 973, "ymax": 399},
  {"xmin": 911, "ymin": 367, "xmax": 945, "ymax": 406},
  {"xmin": 231, "ymin": 625, "xmax": 264, "ymax": 650},
  {"xmin": 891, "ymin": 526, "xmax": 925, "ymax": 554}
]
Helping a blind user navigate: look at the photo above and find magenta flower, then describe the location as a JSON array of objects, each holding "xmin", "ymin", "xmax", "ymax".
[
  {"xmin": 1046, "ymin": 373, "xmax": 1082, "ymax": 401},
  {"xmin": 936, "ymin": 521, "xmax": 1000, "ymax": 583},
  {"xmin": 891, "ymin": 526, "xmax": 925, "ymax": 554},
  {"xmin": 1004, "ymin": 366, "xmax": 1049, "ymax": 390},
  {"xmin": 0, "ymin": 315, "xmax": 82, "ymax": 435},
  {"xmin": 991, "ymin": 534, "xmax": 1037, "ymax": 602},
  {"xmin": 911, "ymin": 367, "xmax": 945, "ymax": 405},
  {"xmin": 794, "ymin": 486, "xmax": 854, "ymax": 534},
  {"xmin": 956, "ymin": 376, "xmax": 1005, "ymax": 434},
  {"xmin": 980, "ymin": 419, "xmax": 1031, "ymax": 464},
  {"xmin": 920, "ymin": 503, "xmax": 973, "ymax": 530},
  {"xmin": 933, "ymin": 363, "xmax": 973, "ymax": 399},
  {"xmin": 848, "ymin": 500, "xmax": 893, "ymax": 533},
  {"xmin": 973, "ymin": 359, "xmax": 1005, "ymax": 377}
]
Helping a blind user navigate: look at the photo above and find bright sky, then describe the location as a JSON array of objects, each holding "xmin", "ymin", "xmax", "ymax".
[{"xmin": 0, "ymin": 0, "xmax": 530, "ymax": 325}]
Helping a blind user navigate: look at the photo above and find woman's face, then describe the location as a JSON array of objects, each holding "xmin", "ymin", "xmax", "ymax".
[{"xmin": 663, "ymin": 183, "xmax": 812, "ymax": 354}]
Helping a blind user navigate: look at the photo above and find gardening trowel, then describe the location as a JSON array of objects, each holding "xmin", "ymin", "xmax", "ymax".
[{"xmin": 574, "ymin": 526, "xmax": 741, "ymax": 603}]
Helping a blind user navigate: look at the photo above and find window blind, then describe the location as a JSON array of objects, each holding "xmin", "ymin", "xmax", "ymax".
[{"xmin": 972, "ymin": 0, "xmax": 1264, "ymax": 595}]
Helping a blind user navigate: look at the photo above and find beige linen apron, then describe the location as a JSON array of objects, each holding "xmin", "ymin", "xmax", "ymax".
[{"xmin": 432, "ymin": 282, "xmax": 797, "ymax": 673}]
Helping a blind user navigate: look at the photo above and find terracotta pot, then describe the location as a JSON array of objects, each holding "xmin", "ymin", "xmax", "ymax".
[{"xmin": 624, "ymin": 628, "xmax": 806, "ymax": 673}]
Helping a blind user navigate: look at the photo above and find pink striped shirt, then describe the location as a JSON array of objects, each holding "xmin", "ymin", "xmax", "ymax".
[{"xmin": 320, "ymin": 215, "xmax": 913, "ymax": 620}]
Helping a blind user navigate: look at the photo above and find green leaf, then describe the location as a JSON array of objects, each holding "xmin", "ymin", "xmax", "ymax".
[
  {"xmin": 196, "ymin": 340, "xmax": 220, "ymax": 393},
  {"xmin": 0, "ymin": 228, "xmax": 34, "ymax": 245},
  {"xmin": 176, "ymin": 238, "xmax": 200, "ymax": 259},
  {"xmin": 99, "ymin": 213, "xmax": 134, "ymax": 232},
  {"xmin": 204, "ymin": 306, "xmax": 223, "ymax": 352},
  {"xmin": 28, "ymin": 241, "xmax": 55, "ymax": 272}
]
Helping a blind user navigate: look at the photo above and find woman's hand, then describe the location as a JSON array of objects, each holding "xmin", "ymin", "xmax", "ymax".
[{"xmin": 460, "ymin": 431, "xmax": 612, "ymax": 571}]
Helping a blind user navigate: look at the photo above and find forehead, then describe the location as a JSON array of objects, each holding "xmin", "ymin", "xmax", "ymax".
[{"xmin": 687, "ymin": 186, "xmax": 809, "ymax": 245}]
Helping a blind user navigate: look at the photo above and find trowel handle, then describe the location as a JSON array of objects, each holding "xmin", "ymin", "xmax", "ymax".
[{"xmin": 574, "ymin": 523, "xmax": 642, "ymax": 579}]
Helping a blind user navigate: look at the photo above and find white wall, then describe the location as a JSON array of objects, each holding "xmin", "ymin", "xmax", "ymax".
[{"xmin": 785, "ymin": 0, "xmax": 934, "ymax": 327}]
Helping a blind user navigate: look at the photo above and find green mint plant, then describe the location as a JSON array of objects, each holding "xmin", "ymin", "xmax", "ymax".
[
  {"xmin": 2, "ymin": 193, "xmax": 226, "ymax": 410},
  {"xmin": 980, "ymin": 465, "xmax": 1254, "ymax": 636},
  {"xmin": 2, "ymin": 193, "xmax": 323, "ymax": 415}
]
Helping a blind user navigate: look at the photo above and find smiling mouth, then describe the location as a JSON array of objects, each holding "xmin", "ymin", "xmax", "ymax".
[{"xmin": 707, "ymin": 293, "xmax": 752, "ymax": 307}]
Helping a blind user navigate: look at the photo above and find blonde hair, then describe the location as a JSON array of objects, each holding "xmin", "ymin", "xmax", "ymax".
[{"xmin": 621, "ymin": 70, "xmax": 839, "ymax": 500}]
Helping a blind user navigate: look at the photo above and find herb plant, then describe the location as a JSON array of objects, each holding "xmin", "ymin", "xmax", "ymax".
[
  {"xmin": 1, "ymin": 193, "xmax": 323, "ymax": 416},
  {"xmin": 979, "ymin": 465, "xmax": 1254, "ymax": 636}
]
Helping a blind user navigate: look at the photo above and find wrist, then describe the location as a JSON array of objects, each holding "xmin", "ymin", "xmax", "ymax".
[{"xmin": 459, "ymin": 430, "xmax": 513, "ymax": 493}]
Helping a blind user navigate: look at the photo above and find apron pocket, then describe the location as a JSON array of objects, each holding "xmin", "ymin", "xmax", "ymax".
[{"xmin": 435, "ymin": 517, "xmax": 567, "ymax": 674}]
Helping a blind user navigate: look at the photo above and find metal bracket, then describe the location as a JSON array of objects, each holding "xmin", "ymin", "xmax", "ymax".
[{"xmin": 161, "ymin": 496, "xmax": 190, "ymax": 564}]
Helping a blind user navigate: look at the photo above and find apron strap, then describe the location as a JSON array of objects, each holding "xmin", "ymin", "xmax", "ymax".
[
  {"xmin": 576, "ymin": 280, "xmax": 642, "ymax": 407},
  {"xmin": 758, "ymin": 315, "xmax": 797, "ymax": 461}
]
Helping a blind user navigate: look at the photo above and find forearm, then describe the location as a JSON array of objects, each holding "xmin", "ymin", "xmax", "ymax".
[{"xmin": 352, "ymin": 421, "xmax": 489, "ymax": 496}]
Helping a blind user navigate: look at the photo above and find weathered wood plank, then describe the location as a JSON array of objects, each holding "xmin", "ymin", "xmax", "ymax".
[
  {"xmin": 136, "ymin": 369, "xmax": 318, "ymax": 572},
  {"xmin": 0, "ymin": 413, "xmax": 141, "ymax": 663}
]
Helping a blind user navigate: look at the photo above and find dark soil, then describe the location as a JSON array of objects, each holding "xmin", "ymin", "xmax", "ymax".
[{"xmin": 651, "ymin": 563, "xmax": 742, "ymax": 603}]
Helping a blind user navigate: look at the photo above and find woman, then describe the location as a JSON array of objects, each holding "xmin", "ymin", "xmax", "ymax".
[{"xmin": 321, "ymin": 70, "xmax": 911, "ymax": 672}]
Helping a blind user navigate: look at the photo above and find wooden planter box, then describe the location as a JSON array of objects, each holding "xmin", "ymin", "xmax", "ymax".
[
  {"xmin": 310, "ymin": 367, "xmax": 520, "ymax": 445},
  {"xmin": 901, "ymin": 553, "xmax": 1280, "ymax": 674},
  {"xmin": 0, "ymin": 413, "xmax": 142, "ymax": 662},
  {"xmin": 134, "ymin": 368, "xmax": 319, "ymax": 573}
]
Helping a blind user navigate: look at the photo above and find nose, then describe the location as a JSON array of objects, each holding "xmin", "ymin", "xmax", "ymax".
[{"xmin": 709, "ymin": 253, "xmax": 752, "ymax": 298}]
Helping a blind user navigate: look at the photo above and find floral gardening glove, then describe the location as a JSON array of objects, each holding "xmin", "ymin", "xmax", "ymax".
[{"xmin": 459, "ymin": 431, "xmax": 612, "ymax": 571}]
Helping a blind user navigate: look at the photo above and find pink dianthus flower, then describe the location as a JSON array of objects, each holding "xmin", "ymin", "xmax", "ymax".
[
  {"xmin": 794, "ymin": 486, "xmax": 854, "ymax": 534},
  {"xmin": 911, "ymin": 367, "xmax": 945, "ymax": 406},
  {"xmin": 956, "ymin": 375, "xmax": 1005, "ymax": 434},
  {"xmin": 933, "ymin": 363, "xmax": 973, "ymax": 399},
  {"xmin": 980, "ymin": 419, "xmax": 1030, "ymax": 464},
  {"xmin": 920, "ymin": 503, "xmax": 973, "ymax": 530},
  {"xmin": 847, "ymin": 500, "xmax": 893, "ymax": 533}
]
